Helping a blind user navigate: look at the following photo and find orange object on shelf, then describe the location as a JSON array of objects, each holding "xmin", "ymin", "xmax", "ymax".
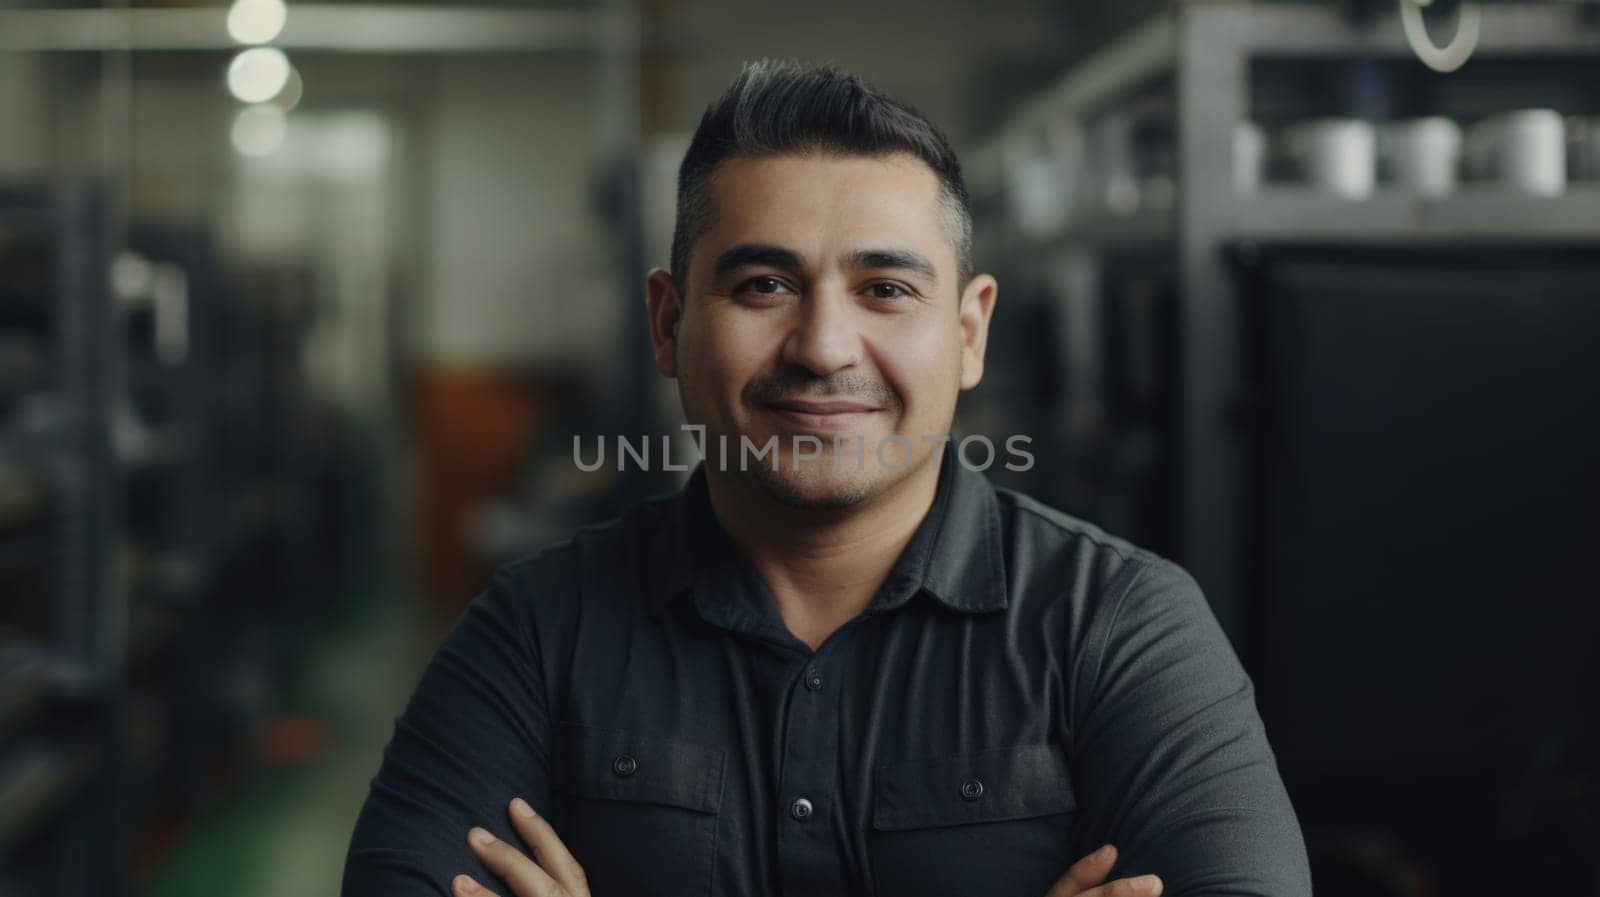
[{"xmin": 410, "ymin": 364, "xmax": 545, "ymax": 623}]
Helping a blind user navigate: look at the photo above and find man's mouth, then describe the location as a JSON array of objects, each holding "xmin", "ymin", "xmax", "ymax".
[{"xmin": 759, "ymin": 398, "xmax": 881, "ymax": 432}]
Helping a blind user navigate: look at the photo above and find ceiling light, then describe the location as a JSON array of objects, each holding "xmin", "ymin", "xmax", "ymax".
[
  {"xmin": 226, "ymin": 0, "xmax": 288, "ymax": 45},
  {"xmin": 227, "ymin": 46, "xmax": 291, "ymax": 104}
]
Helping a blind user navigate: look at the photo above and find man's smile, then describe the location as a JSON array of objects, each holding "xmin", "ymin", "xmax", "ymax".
[{"xmin": 758, "ymin": 397, "xmax": 883, "ymax": 433}]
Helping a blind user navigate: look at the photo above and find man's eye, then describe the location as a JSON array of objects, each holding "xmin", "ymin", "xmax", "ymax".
[
  {"xmin": 867, "ymin": 282, "xmax": 907, "ymax": 300},
  {"xmin": 735, "ymin": 275, "xmax": 790, "ymax": 297}
]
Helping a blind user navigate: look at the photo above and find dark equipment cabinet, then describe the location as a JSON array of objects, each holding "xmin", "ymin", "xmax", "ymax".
[{"xmin": 1230, "ymin": 243, "xmax": 1600, "ymax": 895}]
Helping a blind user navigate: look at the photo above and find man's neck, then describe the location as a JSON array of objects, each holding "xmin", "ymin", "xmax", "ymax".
[{"xmin": 703, "ymin": 456, "xmax": 941, "ymax": 651}]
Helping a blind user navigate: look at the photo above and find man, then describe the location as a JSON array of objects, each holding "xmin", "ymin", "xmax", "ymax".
[{"xmin": 343, "ymin": 61, "xmax": 1312, "ymax": 897}]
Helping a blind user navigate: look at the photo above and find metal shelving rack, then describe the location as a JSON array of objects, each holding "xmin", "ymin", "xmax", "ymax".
[
  {"xmin": 0, "ymin": 182, "xmax": 120, "ymax": 897},
  {"xmin": 968, "ymin": 0, "xmax": 1600, "ymax": 650},
  {"xmin": 3, "ymin": 188, "xmax": 356, "ymax": 895}
]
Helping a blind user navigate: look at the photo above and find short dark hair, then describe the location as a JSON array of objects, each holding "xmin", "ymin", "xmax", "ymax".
[{"xmin": 669, "ymin": 59, "xmax": 974, "ymax": 297}]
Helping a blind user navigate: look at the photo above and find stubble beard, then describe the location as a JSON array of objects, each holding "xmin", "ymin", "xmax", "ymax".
[{"xmin": 743, "ymin": 450, "xmax": 880, "ymax": 510}]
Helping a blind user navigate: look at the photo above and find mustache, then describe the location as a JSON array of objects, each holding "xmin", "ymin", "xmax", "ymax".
[{"xmin": 742, "ymin": 371, "xmax": 899, "ymax": 409}]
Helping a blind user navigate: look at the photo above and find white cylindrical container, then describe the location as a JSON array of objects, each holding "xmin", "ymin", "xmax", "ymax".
[
  {"xmin": 1286, "ymin": 118, "xmax": 1377, "ymax": 198},
  {"xmin": 1383, "ymin": 116, "xmax": 1463, "ymax": 196},
  {"xmin": 1496, "ymin": 109, "xmax": 1566, "ymax": 196}
]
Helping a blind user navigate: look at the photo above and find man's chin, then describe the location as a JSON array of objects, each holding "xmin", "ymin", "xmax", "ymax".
[{"xmin": 744, "ymin": 460, "xmax": 879, "ymax": 510}]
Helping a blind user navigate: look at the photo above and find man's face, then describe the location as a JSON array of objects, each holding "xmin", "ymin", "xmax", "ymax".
[{"xmin": 647, "ymin": 151, "xmax": 997, "ymax": 509}]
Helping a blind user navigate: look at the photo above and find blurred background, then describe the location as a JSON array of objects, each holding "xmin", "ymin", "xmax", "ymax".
[{"xmin": 1, "ymin": 0, "xmax": 1598, "ymax": 894}]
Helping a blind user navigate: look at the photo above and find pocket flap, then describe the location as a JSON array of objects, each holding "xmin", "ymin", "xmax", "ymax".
[
  {"xmin": 872, "ymin": 742, "xmax": 1076, "ymax": 831},
  {"xmin": 554, "ymin": 721, "xmax": 725, "ymax": 815}
]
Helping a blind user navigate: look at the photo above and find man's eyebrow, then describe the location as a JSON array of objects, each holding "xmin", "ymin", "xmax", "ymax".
[
  {"xmin": 711, "ymin": 243, "xmax": 804, "ymax": 279},
  {"xmin": 847, "ymin": 248, "xmax": 938, "ymax": 283},
  {"xmin": 710, "ymin": 243, "xmax": 940, "ymax": 284}
]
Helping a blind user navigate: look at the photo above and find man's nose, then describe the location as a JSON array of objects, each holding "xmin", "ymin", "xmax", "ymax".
[{"xmin": 779, "ymin": 284, "xmax": 861, "ymax": 377}]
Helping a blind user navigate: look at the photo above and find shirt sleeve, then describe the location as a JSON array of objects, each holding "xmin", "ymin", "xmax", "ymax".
[
  {"xmin": 1070, "ymin": 557, "xmax": 1313, "ymax": 897},
  {"xmin": 342, "ymin": 561, "xmax": 554, "ymax": 896}
]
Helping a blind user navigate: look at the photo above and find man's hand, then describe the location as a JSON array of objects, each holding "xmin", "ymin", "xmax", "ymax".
[
  {"xmin": 453, "ymin": 798, "xmax": 589, "ymax": 897},
  {"xmin": 1045, "ymin": 844, "xmax": 1164, "ymax": 897},
  {"xmin": 448, "ymin": 799, "xmax": 1163, "ymax": 897}
]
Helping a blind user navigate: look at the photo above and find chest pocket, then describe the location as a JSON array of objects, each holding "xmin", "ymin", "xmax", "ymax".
[
  {"xmin": 870, "ymin": 742, "xmax": 1078, "ymax": 897},
  {"xmin": 553, "ymin": 721, "xmax": 724, "ymax": 897}
]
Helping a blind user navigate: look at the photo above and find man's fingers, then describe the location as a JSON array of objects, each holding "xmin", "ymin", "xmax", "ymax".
[
  {"xmin": 466, "ymin": 826, "xmax": 566, "ymax": 897},
  {"xmin": 452, "ymin": 873, "xmax": 502, "ymax": 897},
  {"xmin": 1044, "ymin": 843, "xmax": 1118, "ymax": 897},
  {"xmin": 1041, "ymin": 844, "xmax": 1163, "ymax": 897},
  {"xmin": 507, "ymin": 798, "xmax": 589, "ymax": 896},
  {"xmin": 1080, "ymin": 874, "xmax": 1165, "ymax": 897}
]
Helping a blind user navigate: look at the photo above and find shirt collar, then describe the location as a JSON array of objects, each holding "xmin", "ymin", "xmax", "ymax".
[{"xmin": 646, "ymin": 445, "xmax": 1008, "ymax": 625}]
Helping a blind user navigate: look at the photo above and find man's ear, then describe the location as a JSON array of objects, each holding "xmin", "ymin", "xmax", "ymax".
[
  {"xmin": 958, "ymin": 273, "xmax": 999, "ymax": 390},
  {"xmin": 645, "ymin": 267, "xmax": 682, "ymax": 378}
]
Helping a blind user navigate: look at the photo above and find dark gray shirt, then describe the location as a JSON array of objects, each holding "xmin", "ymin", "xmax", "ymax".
[{"xmin": 343, "ymin": 448, "xmax": 1312, "ymax": 897}]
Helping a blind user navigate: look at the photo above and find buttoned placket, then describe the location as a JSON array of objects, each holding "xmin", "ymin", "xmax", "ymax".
[
  {"xmin": 774, "ymin": 626, "xmax": 853, "ymax": 896},
  {"xmin": 772, "ymin": 568, "xmax": 924, "ymax": 896}
]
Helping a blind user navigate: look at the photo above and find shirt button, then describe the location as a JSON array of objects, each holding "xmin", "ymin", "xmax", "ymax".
[
  {"xmin": 612, "ymin": 754, "xmax": 638, "ymax": 778},
  {"xmin": 960, "ymin": 778, "xmax": 984, "ymax": 801},
  {"xmin": 805, "ymin": 669, "xmax": 823, "ymax": 691},
  {"xmin": 789, "ymin": 797, "xmax": 814, "ymax": 820}
]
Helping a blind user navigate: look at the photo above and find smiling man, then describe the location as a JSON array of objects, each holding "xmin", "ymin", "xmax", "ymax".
[{"xmin": 343, "ymin": 61, "xmax": 1312, "ymax": 897}]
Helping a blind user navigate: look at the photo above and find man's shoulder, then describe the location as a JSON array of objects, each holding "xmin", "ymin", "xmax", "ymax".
[
  {"xmin": 993, "ymin": 485, "xmax": 1163, "ymax": 563},
  {"xmin": 987, "ymin": 485, "xmax": 1217, "ymax": 660},
  {"xmin": 990, "ymin": 484, "xmax": 1182, "ymax": 594},
  {"xmin": 491, "ymin": 486, "xmax": 679, "ymax": 594}
]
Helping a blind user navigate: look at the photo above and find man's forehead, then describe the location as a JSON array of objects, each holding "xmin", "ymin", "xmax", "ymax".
[
  {"xmin": 706, "ymin": 151, "xmax": 942, "ymax": 212},
  {"xmin": 698, "ymin": 152, "xmax": 953, "ymax": 275}
]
